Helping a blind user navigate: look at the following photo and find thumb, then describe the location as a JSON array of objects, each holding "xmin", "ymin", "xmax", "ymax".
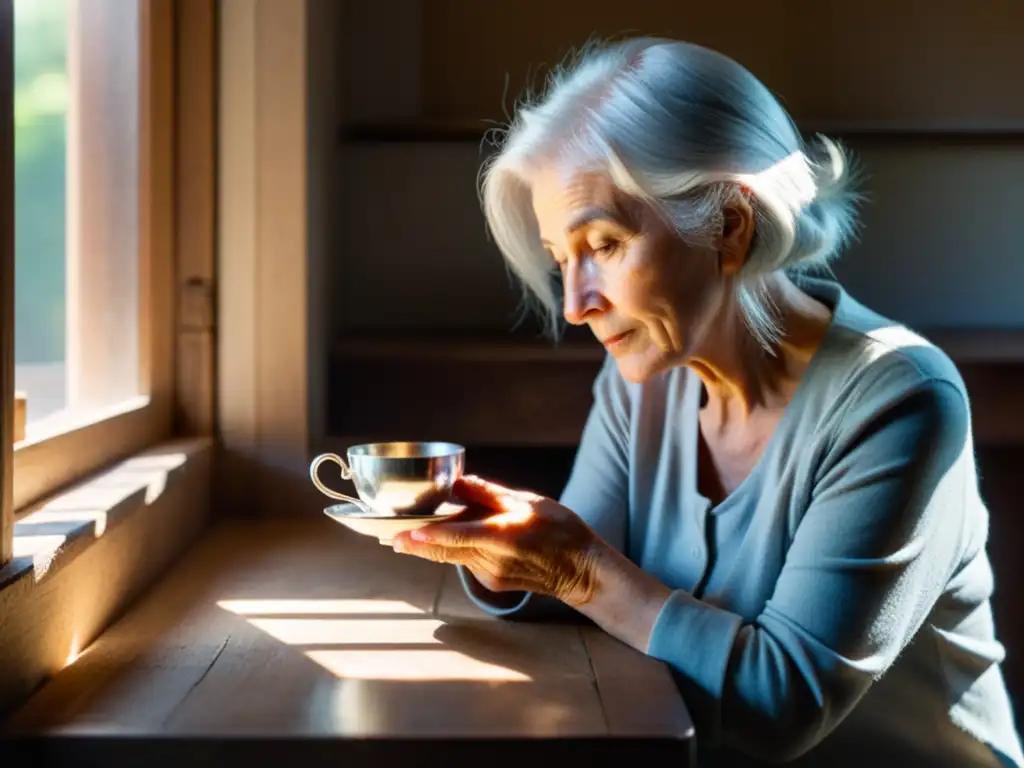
[
  {"xmin": 452, "ymin": 475, "xmax": 516, "ymax": 509},
  {"xmin": 437, "ymin": 500, "xmax": 493, "ymax": 524}
]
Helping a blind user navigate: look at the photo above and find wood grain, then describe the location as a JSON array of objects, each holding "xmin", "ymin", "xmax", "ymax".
[
  {"xmin": 582, "ymin": 627, "xmax": 695, "ymax": 741},
  {"xmin": 252, "ymin": 0, "xmax": 309, "ymax": 516},
  {"xmin": 0, "ymin": 439, "xmax": 212, "ymax": 718},
  {"xmin": 215, "ymin": 0, "xmax": 260, "ymax": 515},
  {"xmin": 3, "ymin": 518, "xmax": 693, "ymax": 753},
  {"xmin": 13, "ymin": 399, "xmax": 174, "ymax": 517}
]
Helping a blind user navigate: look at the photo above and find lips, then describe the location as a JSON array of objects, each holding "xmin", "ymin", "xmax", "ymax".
[{"xmin": 601, "ymin": 331, "xmax": 632, "ymax": 346}]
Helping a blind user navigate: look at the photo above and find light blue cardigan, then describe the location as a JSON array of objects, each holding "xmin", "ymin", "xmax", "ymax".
[{"xmin": 459, "ymin": 277, "xmax": 1023, "ymax": 766}]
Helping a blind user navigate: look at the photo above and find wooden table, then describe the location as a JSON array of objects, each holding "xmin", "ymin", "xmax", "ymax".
[{"xmin": 1, "ymin": 518, "xmax": 694, "ymax": 766}]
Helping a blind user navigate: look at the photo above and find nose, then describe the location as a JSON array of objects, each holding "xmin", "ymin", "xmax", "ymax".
[{"xmin": 562, "ymin": 260, "xmax": 608, "ymax": 326}]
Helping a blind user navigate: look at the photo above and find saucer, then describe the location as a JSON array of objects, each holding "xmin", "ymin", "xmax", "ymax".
[{"xmin": 323, "ymin": 502, "xmax": 463, "ymax": 545}]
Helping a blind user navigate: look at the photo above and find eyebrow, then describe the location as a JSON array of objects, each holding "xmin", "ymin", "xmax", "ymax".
[{"xmin": 539, "ymin": 206, "xmax": 621, "ymax": 247}]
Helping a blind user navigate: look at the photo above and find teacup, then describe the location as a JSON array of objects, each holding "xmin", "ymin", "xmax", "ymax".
[{"xmin": 309, "ymin": 441, "xmax": 465, "ymax": 517}]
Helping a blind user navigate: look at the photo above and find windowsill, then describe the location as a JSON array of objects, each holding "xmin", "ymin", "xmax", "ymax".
[
  {"xmin": 14, "ymin": 395, "xmax": 152, "ymax": 450},
  {"xmin": 11, "ymin": 392, "xmax": 173, "ymax": 516},
  {"xmin": 0, "ymin": 436, "xmax": 211, "ymax": 594}
]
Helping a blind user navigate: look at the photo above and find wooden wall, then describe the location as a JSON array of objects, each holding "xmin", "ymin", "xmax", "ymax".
[
  {"xmin": 420, "ymin": 0, "xmax": 1024, "ymax": 128},
  {"xmin": 329, "ymin": 0, "xmax": 1024, "ymax": 337}
]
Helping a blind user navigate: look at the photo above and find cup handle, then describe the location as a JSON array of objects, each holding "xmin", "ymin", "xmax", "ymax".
[{"xmin": 309, "ymin": 453, "xmax": 365, "ymax": 506}]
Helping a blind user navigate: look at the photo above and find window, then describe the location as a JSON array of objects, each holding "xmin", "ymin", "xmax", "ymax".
[
  {"xmin": 14, "ymin": 0, "xmax": 141, "ymax": 430},
  {"xmin": 4, "ymin": 0, "xmax": 175, "ymax": 518},
  {"xmin": 13, "ymin": 0, "xmax": 70, "ymax": 427}
]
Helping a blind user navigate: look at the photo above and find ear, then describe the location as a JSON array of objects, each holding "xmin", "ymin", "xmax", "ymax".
[{"xmin": 719, "ymin": 190, "xmax": 756, "ymax": 277}]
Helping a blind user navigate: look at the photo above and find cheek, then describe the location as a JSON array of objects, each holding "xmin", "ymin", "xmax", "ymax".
[
  {"xmin": 602, "ymin": 264, "xmax": 680, "ymax": 355},
  {"xmin": 648, "ymin": 243, "xmax": 719, "ymax": 323},
  {"xmin": 613, "ymin": 239, "xmax": 722, "ymax": 362},
  {"xmin": 614, "ymin": 243, "xmax": 695, "ymax": 326},
  {"xmin": 609, "ymin": 265, "xmax": 654, "ymax": 316}
]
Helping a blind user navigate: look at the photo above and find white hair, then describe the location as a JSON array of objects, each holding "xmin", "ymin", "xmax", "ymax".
[{"xmin": 478, "ymin": 37, "xmax": 864, "ymax": 350}]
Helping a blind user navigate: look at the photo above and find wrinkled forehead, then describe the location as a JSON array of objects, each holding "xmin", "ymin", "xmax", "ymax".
[
  {"xmin": 525, "ymin": 162, "xmax": 646, "ymax": 239},
  {"xmin": 529, "ymin": 164, "xmax": 614, "ymax": 211}
]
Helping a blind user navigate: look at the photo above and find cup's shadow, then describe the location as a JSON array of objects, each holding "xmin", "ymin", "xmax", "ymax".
[
  {"xmin": 429, "ymin": 603, "xmax": 595, "ymax": 685},
  {"xmin": 428, "ymin": 621, "xmax": 555, "ymax": 680}
]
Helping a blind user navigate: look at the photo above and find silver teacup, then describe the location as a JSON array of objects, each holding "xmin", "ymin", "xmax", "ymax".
[{"xmin": 309, "ymin": 441, "xmax": 465, "ymax": 516}]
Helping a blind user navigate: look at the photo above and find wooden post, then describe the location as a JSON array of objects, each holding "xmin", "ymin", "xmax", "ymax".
[
  {"xmin": 218, "ymin": 0, "xmax": 314, "ymax": 516},
  {"xmin": 175, "ymin": 0, "xmax": 217, "ymax": 437}
]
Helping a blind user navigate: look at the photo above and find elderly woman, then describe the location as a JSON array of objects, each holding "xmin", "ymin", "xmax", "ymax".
[{"xmin": 390, "ymin": 38, "xmax": 1023, "ymax": 766}]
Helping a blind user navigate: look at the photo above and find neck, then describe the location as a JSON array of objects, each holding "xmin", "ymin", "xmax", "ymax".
[{"xmin": 686, "ymin": 273, "xmax": 832, "ymax": 420}]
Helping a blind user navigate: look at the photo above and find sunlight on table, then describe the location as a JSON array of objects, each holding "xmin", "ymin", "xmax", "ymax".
[{"xmin": 218, "ymin": 598, "xmax": 531, "ymax": 682}]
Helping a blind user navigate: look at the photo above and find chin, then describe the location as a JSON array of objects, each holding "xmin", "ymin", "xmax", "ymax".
[{"xmin": 611, "ymin": 348, "xmax": 676, "ymax": 384}]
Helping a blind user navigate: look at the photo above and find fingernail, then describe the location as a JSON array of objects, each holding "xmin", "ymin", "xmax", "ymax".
[
  {"xmin": 410, "ymin": 529, "xmax": 428, "ymax": 541},
  {"xmin": 392, "ymin": 539, "xmax": 406, "ymax": 553}
]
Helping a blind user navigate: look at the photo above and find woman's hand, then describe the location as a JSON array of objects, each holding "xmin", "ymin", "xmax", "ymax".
[{"xmin": 390, "ymin": 475, "xmax": 606, "ymax": 608}]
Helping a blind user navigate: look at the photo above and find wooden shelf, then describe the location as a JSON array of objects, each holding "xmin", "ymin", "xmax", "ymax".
[
  {"xmin": 333, "ymin": 332, "xmax": 604, "ymax": 364},
  {"xmin": 338, "ymin": 119, "xmax": 503, "ymax": 144},
  {"xmin": 338, "ymin": 119, "xmax": 1024, "ymax": 146},
  {"xmin": 327, "ymin": 329, "xmax": 1024, "ymax": 447},
  {"xmin": 922, "ymin": 329, "xmax": 1024, "ymax": 364},
  {"xmin": 332, "ymin": 328, "xmax": 1024, "ymax": 364},
  {"xmin": 328, "ymin": 332, "xmax": 603, "ymax": 447}
]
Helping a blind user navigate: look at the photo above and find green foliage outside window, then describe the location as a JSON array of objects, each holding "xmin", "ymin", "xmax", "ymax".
[{"xmin": 14, "ymin": 0, "xmax": 67, "ymax": 364}]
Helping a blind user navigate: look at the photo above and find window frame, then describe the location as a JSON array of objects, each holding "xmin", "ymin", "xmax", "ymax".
[
  {"xmin": 5, "ymin": 0, "xmax": 175, "ymax": 520},
  {"xmin": 1, "ymin": 0, "xmax": 15, "ymax": 562}
]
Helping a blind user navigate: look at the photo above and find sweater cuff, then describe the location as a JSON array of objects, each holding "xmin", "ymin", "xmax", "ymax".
[
  {"xmin": 455, "ymin": 565, "xmax": 534, "ymax": 616},
  {"xmin": 648, "ymin": 589, "xmax": 743, "ymax": 745}
]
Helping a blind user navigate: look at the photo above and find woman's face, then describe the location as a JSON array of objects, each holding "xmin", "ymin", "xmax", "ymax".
[{"xmin": 529, "ymin": 165, "xmax": 733, "ymax": 383}]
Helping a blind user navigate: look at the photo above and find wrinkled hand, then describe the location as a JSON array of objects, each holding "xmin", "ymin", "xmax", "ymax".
[{"xmin": 390, "ymin": 475, "xmax": 605, "ymax": 607}]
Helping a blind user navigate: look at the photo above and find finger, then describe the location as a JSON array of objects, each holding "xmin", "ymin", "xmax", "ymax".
[
  {"xmin": 390, "ymin": 521, "xmax": 496, "ymax": 553},
  {"xmin": 468, "ymin": 565, "xmax": 529, "ymax": 594},
  {"xmin": 452, "ymin": 475, "xmax": 518, "ymax": 508},
  {"xmin": 410, "ymin": 519, "xmax": 509, "ymax": 550},
  {"xmin": 456, "ymin": 475, "xmax": 545, "ymax": 506},
  {"xmin": 392, "ymin": 539, "xmax": 471, "ymax": 565}
]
